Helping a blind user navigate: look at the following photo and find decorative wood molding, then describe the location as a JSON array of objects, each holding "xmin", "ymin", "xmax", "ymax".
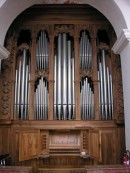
[
  {"xmin": 34, "ymin": 24, "xmax": 51, "ymax": 36},
  {"xmin": 35, "ymin": 69, "xmax": 49, "ymax": 80},
  {"xmin": 98, "ymin": 42, "xmax": 110, "ymax": 51},
  {"xmin": 80, "ymin": 69, "xmax": 92, "ymax": 79},
  {"xmin": 112, "ymin": 29, "xmax": 130, "ymax": 54},
  {"xmin": 17, "ymin": 43, "xmax": 30, "ymax": 51},
  {"xmin": 54, "ymin": 24, "xmax": 74, "ymax": 36},
  {"xmin": 0, "ymin": 45, "xmax": 10, "ymax": 60},
  {"xmin": 114, "ymin": 55, "xmax": 124, "ymax": 123}
]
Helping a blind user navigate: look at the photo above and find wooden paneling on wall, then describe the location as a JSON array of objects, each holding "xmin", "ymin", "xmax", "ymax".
[{"xmin": 0, "ymin": 127, "xmax": 10, "ymax": 155}]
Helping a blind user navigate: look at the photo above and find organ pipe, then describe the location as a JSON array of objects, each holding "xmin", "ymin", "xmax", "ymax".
[
  {"xmin": 102, "ymin": 49, "xmax": 108, "ymax": 119},
  {"xmin": 36, "ymin": 30, "xmax": 49, "ymax": 71},
  {"xmin": 17, "ymin": 61, "xmax": 21, "ymax": 118},
  {"xmin": 68, "ymin": 41, "xmax": 72, "ymax": 120},
  {"xmin": 34, "ymin": 30, "xmax": 49, "ymax": 120},
  {"xmin": 110, "ymin": 74, "xmax": 113, "ymax": 119},
  {"xmin": 14, "ymin": 48, "xmax": 30, "ymax": 120},
  {"xmin": 79, "ymin": 30, "xmax": 94, "ymax": 120},
  {"xmin": 54, "ymin": 33, "xmax": 75, "ymax": 120},
  {"xmin": 80, "ymin": 31, "xmax": 92, "ymax": 69},
  {"xmin": 34, "ymin": 77, "xmax": 48, "ymax": 120},
  {"xmin": 54, "ymin": 55, "xmax": 57, "ymax": 120},
  {"xmin": 14, "ymin": 69, "xmax": 18, "ymax": 118},
  {"xmin": 72, "ymin": 56, "xmax": 75, "ymax": 119},
  {"xmin": 24, "ymin": 65, "xmax": 29, "ymax": 119},
  {"xmin": 99, "ymin": 62, "xmax": 104, "ymax": 118},
  {"xmin": 63, "ymin": 33, "xmax": 67, "ymax": 119},
  {"xmin": 98, "ymin": 49, "xmax": 113, "ymax": 120},
  {"xmin": 80, "ymin": 77, "xmax": 94, "ymax": 120},
  {"xmin": 13, "ymin": 28, "xmax": 115, "ymax": 122}
]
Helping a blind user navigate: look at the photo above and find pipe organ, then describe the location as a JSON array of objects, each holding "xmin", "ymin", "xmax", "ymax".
[{"xmin": 0, "ymin": 4, "xmax": 125, "ymax": 172}]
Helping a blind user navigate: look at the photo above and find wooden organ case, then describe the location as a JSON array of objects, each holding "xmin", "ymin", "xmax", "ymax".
[{"xmin": 0, "ymin": 4, "xmax": 125, "ymax": 172}]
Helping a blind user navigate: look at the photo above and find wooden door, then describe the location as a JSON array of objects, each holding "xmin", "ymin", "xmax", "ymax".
[
  {"xmin": 100, "ymin": 128, "xmax": 116, "ymax": 164},
  {"xmin": 89, "ymin": 128, "xmax": 116, "ymax": 164},
  {"xmin": 19, "ymin": 129, "xmax": 40, "ymax": 161},
  {"xmin": 89, "ymin": 129, "xmax": 101, "ymax": 161}
]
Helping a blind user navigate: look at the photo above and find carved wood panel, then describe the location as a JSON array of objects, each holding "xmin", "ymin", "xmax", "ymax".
[
  {"xmin": 49, "ymin": 131, "xmax": 80, "ymax": 149},
  {"xmin": 40, "ymin": 131, "xmax": 49, "ymax": 155}
]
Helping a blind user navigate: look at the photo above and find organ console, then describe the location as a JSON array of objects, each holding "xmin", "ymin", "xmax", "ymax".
[{"xmin": 0, "ymin": 4, "xmax": 125, "ymax": 172}]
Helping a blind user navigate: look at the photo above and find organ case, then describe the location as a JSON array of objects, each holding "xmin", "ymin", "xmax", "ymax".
[{"xmin": 0, "ymin": 4, "xmax": 125, "ymax": 172}]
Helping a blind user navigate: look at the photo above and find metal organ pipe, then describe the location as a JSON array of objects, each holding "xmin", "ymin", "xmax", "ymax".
[
  {"xmin": 36, "ymin": 30, "xmax": 49, "ymax": 71},
  {"xmin": 24, "ymin": 65, "xmax": 29, "ymax": 119},
  {"xmin": 34, "ymin": 77, "xmax": 48, "ymax": 120},
  {"xmin": 72, "ymin": 56, "xmax": 75, "ymax": 119},
  {"xmin": 99, "ymin": 62, "xmax": 104, "ymax": 118},
  {"xmin": 34, "ymin": 30, "xmax": 49, "ymax": 120},
  {"xmin": 80, "ymin": 77, "xmax": 94, "ymax": 120},
  {"xmin": 98, "ymin": 49, "xmax": 113, "ymax": 120},
  {"xmin": 88, "ymin": 44, "xmax": 92, "ymax": 69},
  {"xmin": 80, "ymin": 31, "xmax": 92, "ymax": 69},
  {"xmin": 79, "ymin": 30, "xmax": 94, "ymax": 120},
  {"xmin": 17, "ymin": 61, "xmax": 21, "ymax": 118},
  {"xmin": 14, "ymin": 69, "xmax": 18, "ymax": 118},
  {"xmin": 54, "ymin": 55, "xmax": 57, "ymax": 120},
  {"xmin": 68, "ymin": 41, "xmax": 72, "ymax": 120},
  {"xmin": 110, "ymin": 74, "xmax": 113, "ymax": 119},
  {"xmin": 54, "ymin": 33, "xmax": 75, "ymax": 120},
  {"xmin": 107, "ymin": 67, "xmax": 111, "ymax": 118},
  {"xmin": 102, "ymin": 49, "xmax": 108, "ymax": 119},
  {"xmin": 63, "ymin": 33, "xmax": 67, "ymax": 120},
  {"xmin": 14, "ymin": 48, "xmax": 30, "ymax": 120}
]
